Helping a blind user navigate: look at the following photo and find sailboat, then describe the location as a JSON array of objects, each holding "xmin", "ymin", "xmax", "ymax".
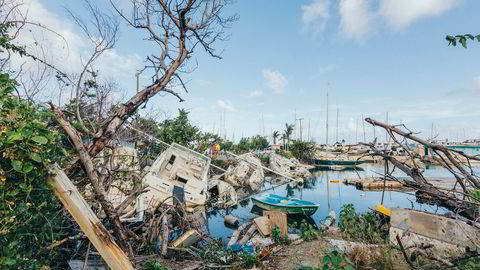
[{"xmin": 313, "ymin": 93, "xmax": 365, "ymax": 170}]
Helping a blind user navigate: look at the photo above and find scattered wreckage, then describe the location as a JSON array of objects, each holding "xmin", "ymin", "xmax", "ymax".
[{"xmin": 269, "ymin": 152, "xmax": 313, "ymax": 185}]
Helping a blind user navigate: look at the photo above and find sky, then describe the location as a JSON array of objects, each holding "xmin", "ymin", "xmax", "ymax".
[{"xmin": 13, "ymin": 0, "xmax": 480, "ymax": 144}]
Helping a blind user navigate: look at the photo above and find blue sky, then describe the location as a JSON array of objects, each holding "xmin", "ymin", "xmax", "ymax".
[{"xmin": 21, "ymin": 0, "xmax": 480, "ymax": 143}]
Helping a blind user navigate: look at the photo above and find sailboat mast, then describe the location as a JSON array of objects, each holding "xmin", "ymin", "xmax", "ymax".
[
  {"xmin": 326, "ymin": 91, "xmax": 329, "ymax": 145},
  {"xmin": 336, "ymin": 107, "xmax": 339, "ymax": 143},
  {"xmin": 362, "ymin": 114, "xmax": 366, "ymax": 142}
]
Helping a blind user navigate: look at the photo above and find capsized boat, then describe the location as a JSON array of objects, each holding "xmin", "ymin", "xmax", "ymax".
[
  {"xmin": 141, "ymin": 143, "xmax": 211, "ymax": 210},
  {"xmin": 251, "ymin": 194, "xmax": 319, "ymax": 216}
]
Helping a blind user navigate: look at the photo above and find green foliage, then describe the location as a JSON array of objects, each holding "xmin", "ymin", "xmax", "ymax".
[
  {"xmin": 338, "ymin": 204, "xmax": 386, "ymax": 244},
  {"xmin": 275, "ymin": 148, "xmax": 293, "ymax": 159},
  {"xmin": 157, "ymin": 109, "xmax": 200, "ymax": 146},
  {"xmin": 0, "ymin": 22, "xmax": 27, "ymax": 57},
  {"xmin": 233, "ymin": 135, "xmax": 269, "ymax": 154},
  {"xmin": 298, "ymin": 220, "xmax": 319, "ymax": 242},
  {"xmin": 0, "ymin": 73, "xmax": 70, "ymax": 269},
  {"xmin": 470, "ymin": 189, "xmax": 480, "ymax": 202},
  {"xmin": 322, "ymin": 250, "xmax": 355, "ymax": 270},
  {"xmin": 238, "ymin": 253, "xmax": 257, "ymax": 268},
  {"xmin": 446, "ymin": 34, "xmax": 480, "ymax": 48},
  {"xmin": 143, "ymin": 260, "xmax": 169, "ymax": 270},
  {"xmin": 272, "ymin": 130, "xmax": 280, "ymax": 144},
  {"xmin": 459, "ymin": 257, "xmax": 480, "ymax": 270},
  {"xmin": 271, "ymin": 226, "xmax": 289, "ymax": 245},
  {"xmin": 289, "ymin": 140, "xmax": 316, "ymax": 163}
]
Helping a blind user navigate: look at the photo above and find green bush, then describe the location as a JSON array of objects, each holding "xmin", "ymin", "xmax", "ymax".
[
  {"xmin": 0, "ymin": 73, "xmax": 71, "ymax": 269},
  {"xmin": 338, "ymin": 204, "xmax": 386, "ymax": 244}
]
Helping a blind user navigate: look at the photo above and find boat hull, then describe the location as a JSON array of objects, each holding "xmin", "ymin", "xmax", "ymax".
[
  {"xmin": 313, "ymin": 159, "xmax": 365, "ymax": 166},
  {"xmin": 251, "ymin": 198, "xmax": 319, "ymax": 216}
]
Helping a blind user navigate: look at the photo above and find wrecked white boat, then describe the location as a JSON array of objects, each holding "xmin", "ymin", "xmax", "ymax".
[
  {"xmin": 269, "ymin": 153, "xmax": 312, "ymax": 182},
  {"xmin": 390, "ymin": 209, "xmax": 480, "ymax": 257},
  {"xmin": 141, "ymin": 143, "xmax": 211, "ymax": 209},
  {"xmin": 207, "ymin": 178, "xmax": 238, "ymax": 208},
  {"xmin": 224, "ymin": 152, "xmax": 264, "ymax": 191}
]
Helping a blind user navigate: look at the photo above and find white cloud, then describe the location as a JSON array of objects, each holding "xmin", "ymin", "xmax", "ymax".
[
  {"xmin": 216, "ymin": 99, "xmax": 236, "ymax": 112},
  {"xmin": 379, "ymin": 0, "xmax": 460, "ymax": 30},
  {"xmin": 248, "ymin": 89, "xmax": 263, "ymax": 98},
  {"xmin": 339, "ymin": 0, "xmax": 371, "ymax": 40},
  {"xmin": 10, "ymin": 0, "xmax": 142, "ymax": 103},
  {"xmin": 262, "ymin": 69, "xmax": 287, "ymax": 94},
  {"xmin": 301, "ymin": 0, "xmax": 330, "ymax": 33}
]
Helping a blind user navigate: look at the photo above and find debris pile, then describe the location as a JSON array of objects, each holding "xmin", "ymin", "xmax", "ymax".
[{"xmin": 269, "ymin": 152, "xmax": 312, "ymax": 184}]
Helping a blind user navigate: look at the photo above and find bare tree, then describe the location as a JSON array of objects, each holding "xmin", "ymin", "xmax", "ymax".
[
  {"xmin": 361, "ymin": 118, "xmax": 480, "ymax": 220},
  {"xmin": 48, "ymin": 0, "xmax": 237, "ymax": 257},
  {"xmin": 66, "ymin": 0, "xmax": 120, "ymax": 135}
]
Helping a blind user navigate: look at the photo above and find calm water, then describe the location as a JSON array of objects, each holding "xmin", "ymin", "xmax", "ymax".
[{"xmin": 206, "ymin": 163, "xmax": 471, "ymax": 242}]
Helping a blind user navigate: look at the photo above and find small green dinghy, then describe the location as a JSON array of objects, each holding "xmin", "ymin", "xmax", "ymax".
[{"xmin": 251, "ymin": 194, "xmax": 319, "ymax": 216}]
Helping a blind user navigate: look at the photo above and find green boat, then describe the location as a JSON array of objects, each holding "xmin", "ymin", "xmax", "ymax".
[
  {"xmin": 313, "ymin": 159, "xmax": 366, "ymax": 167},
  {"xmin": 251, "ymin": 194, "xmax": 319, "ymax": 216}
]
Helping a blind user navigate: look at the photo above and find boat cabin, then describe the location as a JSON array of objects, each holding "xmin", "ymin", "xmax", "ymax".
[{"xmin": 141, "ymin": 143, "xmax": 211, "ymax": 210}]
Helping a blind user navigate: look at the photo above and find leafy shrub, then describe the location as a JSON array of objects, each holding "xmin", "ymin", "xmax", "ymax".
[
  {"xmin": 0, "ymin": 73, "xmax": 70, "ymax": 269},
  {"xmin": 338, "ymin": 204, "xmax": 386, "ymax": 244},
  {"xmin": 271, "ymin": 226, "xmax": 289, "ymax": 245},
  {"xmin": 293, "ymin": 219, "xmax": 319, "ymax": 242},
  {"xmin": 322, "ymin": 250, "xmax": 355, "ymax": 270},
  {"xmin": 143, "ymin": 260, "xmax": 169, "ymax": 270}
]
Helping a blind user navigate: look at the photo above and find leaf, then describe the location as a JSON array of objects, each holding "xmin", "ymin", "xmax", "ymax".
[
  {"xmin": 476, "ymin": 34, "xmax": 480, "ymax": 42},
  {"xmin": 11, "ymin": 160, "xmax": 22, "ymax": 172},
  {"xmin": 0, "ymin": 257, "xmax": 16, "ymax": 266},
  {"xmin": 331, "ymin": 255, "xmax": 341, "ymax": 267},
  {"xmin": 465, "ymin": 34, "xmax": 474, "ymax": 40},
  {"xmin": 323, "ymin": 255, "xmax": 331, "ymax": 263},
  {"xmin": 22, "ymin": 162, "xmax": 33, "ymax": 173},
  {"xmin": 344, "ymin": 265, "xmax": 355, "ymax": 270},
  {"xmin": 7, "ymin": 133, "xmax": 22, "ymax": 142},
  {"xmin": 460, "ymin": 38, "xmax": 467, "ymax": 48},
  {"xmin": 31, "ymin": 135, "xmax": 48, "ymax": 145},
  {"xmin": 30, "ymin": 152, "xmax": 42, "ymax": 162}
]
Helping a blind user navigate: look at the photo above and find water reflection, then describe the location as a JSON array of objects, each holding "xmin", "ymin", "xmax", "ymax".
[{"xmin": 206, "ymin": 163, "xmax": 465, "ymax": 242}]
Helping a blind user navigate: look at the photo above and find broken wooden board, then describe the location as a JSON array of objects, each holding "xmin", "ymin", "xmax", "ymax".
[
  {"xmin": 390, "ymin": 209, "xmax": 480, "ymax": 257},
  {"xmin": 239, "ymin": 226, "xmax": 257, "ymax": 245},
  {"xmin": 49, "ymin": 166, "xmax": 134, "ymax": 270},
  {"xmin": 265, "ymin": 211, "xmax": 287, "ymax": 237},
  {"xmin": 172, "ymin": 229, "xmax": 201, "ymax": 248},
  {"xmin": 253, "ymin": 216, "xmax": 270, "ymax": 237},
  {"xmin": 227, "ymin": 223, "xmax": 248, "ymax": 247}
]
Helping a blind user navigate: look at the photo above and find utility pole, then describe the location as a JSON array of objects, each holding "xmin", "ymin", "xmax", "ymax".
[
  {"xmin": 298, "ymin": 118, "xmax": 304, "ymax": 141},
  {"xmin": 135, "ymin": 71, "xmax": 140, "ymax": 93}
]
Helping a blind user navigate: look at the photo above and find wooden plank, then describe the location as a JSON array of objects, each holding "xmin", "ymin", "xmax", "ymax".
[
  {"xmin": 49, "ymin": 166, "xmax": 134, "ymax": 270},
  {"xmin": 253, "ymin": 216, "xmax": 270, "ymax": 237},
  {"xmin": 161, "ymin": 215, "xmax": 168, "ymax": 255},
  {"xmin": 239, "ymin": 226, "xmax": 257, "ymax": 245},
  {"xmin": 265, "ymin": 211, "xmax": 287, "ymax": 237},
  {"xmin": 227, "ymin": 222, "xmax": 248, "ymax": 247},
  {"xmin": 172, "ymin": 229, "xmax": 201, "ymax": 248}
]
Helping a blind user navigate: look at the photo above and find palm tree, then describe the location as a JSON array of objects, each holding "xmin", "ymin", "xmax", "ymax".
[
  {"xmin": 284, "ymin": 123, "xmax": 294, "ymax": 144},
  {"xmin": 272, "ymin": 130, "xmax": 280, "ymax": 144},
  {"xmin": 284, "ymin": 123, "xmax": 294, "ymax": 151}
]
